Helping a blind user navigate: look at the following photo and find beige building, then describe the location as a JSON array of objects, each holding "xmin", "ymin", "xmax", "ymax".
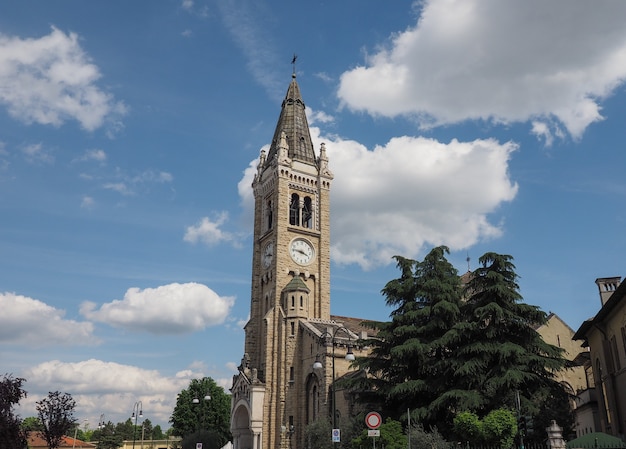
[
  {"xmin": 229, "ymin": 74, "xmax": 368, "ymax": 449},
  {"xmin": 535, "ymin": 313, "xmax": 588, "ymax": 395},
  {"xmin": 573, "ymin": 277, "xmax": 626, "ymax": 440}
]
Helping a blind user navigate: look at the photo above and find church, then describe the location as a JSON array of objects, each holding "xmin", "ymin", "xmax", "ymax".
[{"xmin": 229, "ymin": 73, "xmax": 370, "ymax": 449}]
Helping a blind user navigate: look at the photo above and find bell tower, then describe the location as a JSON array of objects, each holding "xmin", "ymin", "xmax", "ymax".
[{"xmin": 231, "ymin": 73, "xmax": 334, "ymax": 449}]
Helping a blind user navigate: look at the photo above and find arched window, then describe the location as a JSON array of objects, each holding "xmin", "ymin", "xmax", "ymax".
[
  {"xmin": 289, "ymin": 193, "xmax": 300, "ymax": 225},
  {"xmin": 302, "ymin": 196, "xmax": 312, "ymax": 228},
  {"xmin": 266, "ymin": 199, "xmax": 273, "ymax": 230}
]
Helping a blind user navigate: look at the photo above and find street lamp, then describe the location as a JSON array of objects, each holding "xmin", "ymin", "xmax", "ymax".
[
  {"xmin": 192, "ymin": 394, "xmax": 211, "ymax": 432},
  {"xmin": 72, "ymin": 419, "xmax": 88, "ymax": 449},
  {"xmin": 130, "ymin": 401, "xmax": 143, "ymax": 449},
  {"xmin": 312, "ymin": 326, "xmax": 356, "ymax": 445}
]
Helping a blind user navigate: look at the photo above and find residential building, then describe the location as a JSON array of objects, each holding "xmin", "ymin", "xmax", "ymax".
[{"xmin": 573, "ymin": 276, "xmax": 626, "ymax": 440}]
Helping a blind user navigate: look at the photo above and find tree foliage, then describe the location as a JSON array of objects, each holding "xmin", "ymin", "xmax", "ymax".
[
  {"xmin": 169, "ymin": 377, "xmax": 231, "ymax": 446},
  {"xmin": 407, "ymin": 423, "xmax": 452, "ymax": 449},
  {"xmin": 450, "ymin": 253, "xmax": 566, "ymax": 414},
  {"xmin": 0, "ymin": 374, "xmax": 28, "ymax": 449},
  {"xmin": 453, "ymin": 409, "xmax": 517, "ymax": 448},
  {"xmin": 93, "ymin": 421, "xmax": 124, "ymax": 449},
  {"xmin": 352, "ymin": 247, "xmax": 463, "ymax": 427},
  {"xmin": 351, "ymin": 248, "xmax": 570, "ymax": 434},
  {"xmin": 36, "ymin": 391, "xmax": 76, "ymax": 449},
  {"xmin": 181, "ymin": 429, "xmax": 223, "ymax": 449},
  {"xmin": 352, "ymin": 418, "xmax": 407, "ymax": 449},
  {"xmin": 304, "ymin": 417, "xmax": 333, "ymax": 449}
]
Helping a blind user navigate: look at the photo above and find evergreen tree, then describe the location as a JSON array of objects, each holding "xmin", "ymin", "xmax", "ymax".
[
  {"xmin": 352, "ymin": 246, "xmax": 462, "ymax": 427},
  {"xmin": 351, "ymin": 249, "xmax": 570, "ymax": 436},
  {"xmin": 451, "ymin": 252, "xmax": 567, "ymax": 415}
]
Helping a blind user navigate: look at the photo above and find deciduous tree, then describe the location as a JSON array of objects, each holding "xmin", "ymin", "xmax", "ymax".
[
  {"xmin": 169, "ymin": 377, "xmax": 231, "ymax": 447},
  {"xmin": 0, "ymin": 374, "xmax": 28, "ymax": 449},
  {"xmin": 36, "ymin": 391, "xmax": 76, "ymax": 449}
]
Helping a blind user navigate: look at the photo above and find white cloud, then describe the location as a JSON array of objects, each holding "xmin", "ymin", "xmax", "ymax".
[
  {"xmin": 216, "ymin": 0, "xmax": 283, "ymax": 97},
  {"xmin": 20, "ymin": 359, "xmax": 208, "ymax": 428},
  {"xmin": 80, "ymin": 283, "xmax": 235, "ymax": 334},
  {"xmin": 0, "ymin": 292, "xmax": 97, "ymax": 346},
  {"xmin": 81, "ymin": 195, "xmax": 95, "ymax": 209},
  {"xmin": 81, "ymin": 148, "xmax": 107, "ymax": 163},
  {"xmin": 0, "ymin": 26, "xmax": 127, "ymax": 131},
  {"xmin": 184, "ymin": 213, "xmax": 237, "ymax": 246},
  {"xmin": 21, "ymin": 142, "xmax": 54, "ymax": 164},
  {"xmin": 337, "ymin": 0, "xmax": 626, "ymax": 141},
  {"xmin": 239, "ymin": 128, "xmax": 518, "ymax": 270},
  {"xmin": 103, "ymin": 181, "xmax": 133, "ymax": 196},
  {"xmin": 101, "ymin": 169, "xmax": 173, "ymax": 196}
]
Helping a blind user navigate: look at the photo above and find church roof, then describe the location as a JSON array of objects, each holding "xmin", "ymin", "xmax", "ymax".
[{"xmin": 264, "ymin": 74, "xmax": 316, "ymax": 167}]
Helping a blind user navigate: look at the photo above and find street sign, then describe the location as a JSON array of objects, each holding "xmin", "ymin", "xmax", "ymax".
[
  {"xmin": 365, "ymin": 411, "xmax": 382, "ymax": 429},
  {"xmin": 332, "ymin": 428, "xmax": 341, "ymax": 442},
  {"xmin": 196, "ymin": 444, "xmax": 203, "ymax": 449},
  {"xmin": 368, "ymin": 430, "xmax": 380, "ymax": 437}
]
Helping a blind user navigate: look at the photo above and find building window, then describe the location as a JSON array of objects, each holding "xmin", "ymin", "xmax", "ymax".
[
  {"xmin": 290, "ymin": 321, "xmax": 295, "ymax": 335},
  {"xmin": 621, "ymin": 327, "xmax": 626, "ymax": 355},
  {"xmin": 266, "ymin": 199, "xmax": 273, "ymax": 230},
  {"xmin": 289, "ymin": 193, "xmax": 300, "ymax": 225},
  {"xmin": 302, "ymin": 196, "xmax": 312, "ymax": 228},
  {"xmin": 289, "ymin": 193, "xmax": 313, "ymax": 228},
  {"xmin": 300, "ymin": 295, "xmax": 304, "ymax": 308},
  {"xmin": 611, "ymin": 335, "xmax": 621, "ymax": 371},
  {"xmin": 289, "ymin": 367, "xmax": 294, "ymax": 382}
]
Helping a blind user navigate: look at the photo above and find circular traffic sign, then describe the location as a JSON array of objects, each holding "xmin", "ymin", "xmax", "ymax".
[{"xmin": 365, "ymin": 411, "xmax": 382, "ymax": 429}]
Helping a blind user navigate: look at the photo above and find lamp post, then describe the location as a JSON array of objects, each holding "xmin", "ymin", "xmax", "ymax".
[
  {"xmin": 73, "ymin": 419, "xmax": 88, "ymax": 449},
  {"xmin": 312, "ymin": 326, "xmax": 356, "ymax": 445},
  {"xmin": 131, "ymin": 401, "xmax": 143, "ymax": 449},
  {"xmin": 192, "ymin": 394, "xmax": 212, "ymax": 432}
]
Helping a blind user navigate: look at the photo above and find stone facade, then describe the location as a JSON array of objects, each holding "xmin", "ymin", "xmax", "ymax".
[
  {"xmin": 230, "ymin": 75, "xmax": 362, "ymax": 449},
  {"xmin": 573, "ymin": 276, "xmax": 626, "ymax": 440}
]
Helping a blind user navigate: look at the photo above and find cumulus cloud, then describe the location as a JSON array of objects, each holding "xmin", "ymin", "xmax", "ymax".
[
  {"xmin": 184, "ymin": 212, "xmax": 238, "ymax": 246},
  {"xmin": 80, "ymin": 283, "xmax": 235, "ymax": 334},
  {"xmin": 0, "ymin": 292, "xmax": 97, "ymax": 346},
  {"xmin": 239, "ymin": 127, "xmax": 518, "ymax": 270},
  {"xmin": 20, "ymin": 359, "xmax": 206, "ymax": 428},
  {"xmin": 0, "ymin": 26, "xmax": 127, "ymax": 131},
  {"xmin": 337, "ymin": 0, "xmax": 626, "ymax": 141}
]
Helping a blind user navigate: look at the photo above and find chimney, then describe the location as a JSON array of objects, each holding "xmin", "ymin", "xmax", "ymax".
[{"xmin": 595, "ymin": 277, "xmax": 621, "ymax": 306}]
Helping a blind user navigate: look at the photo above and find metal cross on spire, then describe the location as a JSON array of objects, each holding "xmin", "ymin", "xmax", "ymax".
[{"xmin": 291, "ymin": 53, "xmax": 298, "ymax": 76}]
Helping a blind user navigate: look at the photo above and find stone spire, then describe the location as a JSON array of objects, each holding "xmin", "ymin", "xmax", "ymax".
[{"xmin": 264, "ymin": 73, "xmax": 316, "ymax": 167}]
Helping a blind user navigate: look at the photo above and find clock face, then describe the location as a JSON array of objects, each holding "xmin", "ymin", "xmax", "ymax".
[
  {"xmin": 289, "ymin": 238, "xmax": 314, "ymax": 265},
  {"xmin": 262, "ymin": 241, "xmax": 274, "ymax": 268}
]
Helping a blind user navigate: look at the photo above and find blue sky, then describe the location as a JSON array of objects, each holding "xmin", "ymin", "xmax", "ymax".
[{"xmin": 1, "ymin": 0, "xmax": 626, "ymax": 430}]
